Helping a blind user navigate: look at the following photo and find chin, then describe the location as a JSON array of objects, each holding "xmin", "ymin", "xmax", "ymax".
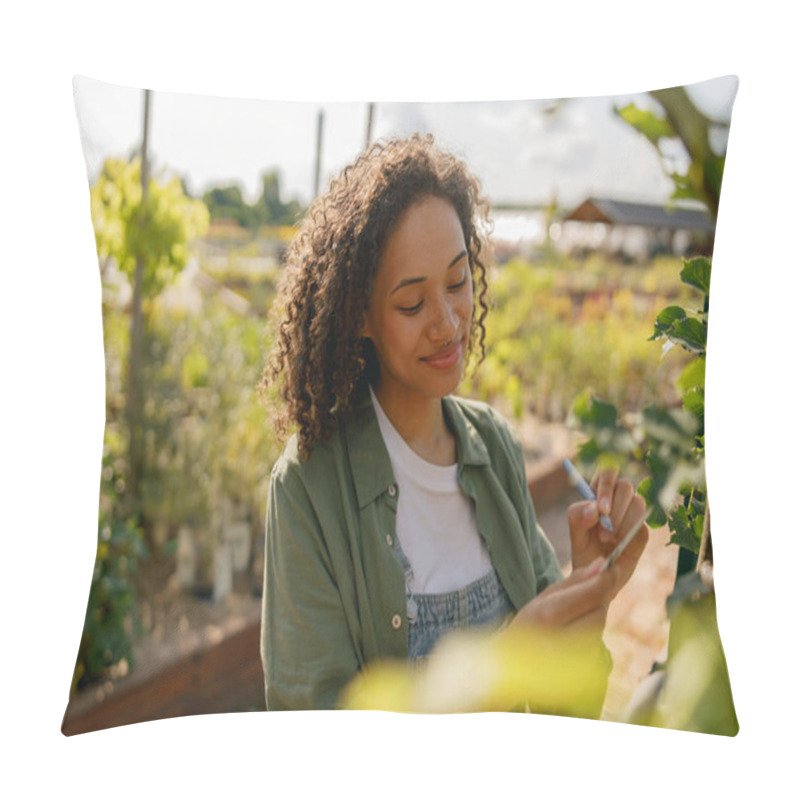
[{"xmin": 430, "ymin": 366, "xmax": 465, "ymax": 399}]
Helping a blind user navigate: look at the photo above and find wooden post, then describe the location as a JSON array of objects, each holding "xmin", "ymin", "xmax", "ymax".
[
  {"xmin": 365, "ymin": 102, "xmax": 375, "ymax": 149},
  {"xmin": 127, "ymin": 88, "xmax": 151, "ymax": 516}
]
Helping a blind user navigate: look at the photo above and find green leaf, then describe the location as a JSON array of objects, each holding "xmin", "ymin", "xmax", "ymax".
[
  {"xmin": 668, "ymin": 505, "xmax": 703, "ymax": 553},
  {"xmin": 594, "ymin": 452, "xmax": 625, "ymax": 473},
  {"xmin": 651, "ymin": 306, "xmax": 686, "ymax": 339},
  {"xmin": 642, "ymin": 405, "xmax": 700, "ymax": 447},
  {"xmin": 670, "ymin": 177, "xmax": 701, "ymax": 203},
  {"xmin": 576, "ymin": 443, "xmax": 628, "ymax": 473},
  {"xmin": 637, "ymin": 478, "xmax": 668, "ymax": 526},
  {"xmin": 577, "ymin": 439, "xmax": 602, "ymax": 464},
  {"xmin": 670, "ymin": 317, "xmax": 707, "ymax": 353},
  {"xmin": 704, "ymin": 155, "xmax": 726, "ymax": 205},
  {"xmin": 677, "ymin": 356, "xmax": 705, "ymax": 393},
  {"xmin": 689, "ymin": 493, "xmax": 706, "ymax": 517},
  {"xmin": 642, "ymin": 451, "xmax": 671, "ymax": 517},
  {"xmin": 650, "ymin": 306, "xmax": 707, "ymax": 353},
  {"xmin": 680, "ymin": 257, "xmax": 712, "ymax": 295},
  {"xmin": 682, "ymin": 387, "xmax": 705, "ymax": 420},
  {"xmin": 615, "ymin": 104, "xmax": 675, "ymax": 146},
  {"xmin": 572, "ymin": 390, "xmax": 618, "ymax": 429}
]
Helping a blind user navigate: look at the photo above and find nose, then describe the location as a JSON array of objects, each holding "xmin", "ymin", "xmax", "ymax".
[{"xmin": 428, "ymin": 294, "xmax": 459, "ymax": 343}]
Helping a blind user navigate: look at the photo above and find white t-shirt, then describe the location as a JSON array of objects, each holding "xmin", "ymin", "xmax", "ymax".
[{"xmin": 370, "ymin": 388, "xmax": 493, "ymax": 593}]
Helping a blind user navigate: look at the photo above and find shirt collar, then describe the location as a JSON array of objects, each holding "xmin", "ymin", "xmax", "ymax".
[
  {"xmin": 344, "ymin": 390, "xmax": 490, "ymax": 509},
  {"xmin": 442, "ymin": 395, "xmax": 491, "ymax": 468}
]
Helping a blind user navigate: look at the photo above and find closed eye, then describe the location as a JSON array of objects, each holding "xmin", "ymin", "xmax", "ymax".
[
  {"xmin": 448, "ymin": 272, "xmax": 469, "ymax": 292},
  {"xmin": 397, "ymin": 299, "xmax": 424, "ymax": 314}
]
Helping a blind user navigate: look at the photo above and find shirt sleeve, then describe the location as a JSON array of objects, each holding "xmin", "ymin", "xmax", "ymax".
[
  {"xmin": 260, "ymin": 462, "xmax": 360, "ymax": 711},
  {"xmin": 523, "ymin": 489, "xmax": 563, "ymax": 591},
  {"xmin": 499, "ymin": 409, "xmax": 563, "ymax": 591}
]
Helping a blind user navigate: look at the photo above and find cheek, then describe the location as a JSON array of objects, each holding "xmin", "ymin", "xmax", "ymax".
[
  {"xmin": 378, "ymin": 314, "xmax": 417, "ymax": 353},
  {"xmin": 459, "ymin": 283, "xmax": 475, "ymax": 321}
]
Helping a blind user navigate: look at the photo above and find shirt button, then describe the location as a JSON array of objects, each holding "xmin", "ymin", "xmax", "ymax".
[
  {"xmin": 385, "ymin": 534, "xmax": 393, "ymax": 546},
  {"xmin": 388, "ymin": 485, "xmax": 397, "ymax": 497},
  {"xmin": 391, "ymin": 614, "xmax": 402, "ymax": 630}
]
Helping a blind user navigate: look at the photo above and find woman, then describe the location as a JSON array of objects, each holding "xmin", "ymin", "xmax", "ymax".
[{"xmin": 260, "ymin": 134, "xmax": 648, "ymax": 711}]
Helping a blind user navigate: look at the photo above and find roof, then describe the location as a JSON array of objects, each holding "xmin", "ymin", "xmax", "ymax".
[{"xmin": 564, "ymin": 198, "xmax": 715, "ymax": 234}]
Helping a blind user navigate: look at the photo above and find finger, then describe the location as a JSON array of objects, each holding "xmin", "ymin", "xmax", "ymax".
[
  {"xmin": 592, "ymin": 467, "xmax": 619, "ymax": 519},
  {"xmin": 609, "ymin": 479, "xmax": 635, "ymax": 536},
  {"xmin": 567, "ymin": 500, "xmax": 599, "ymax": 548},
  {"xmin": 519, "ymin": 565, "xmax": 616, "ymax": 629},
  {"xmin": 536, "ymin": 557, "xmax": 603, "ymax": 598},
  {"xmin": 558, "ymin": 556, "xmax": 606, "ymax": 586}
]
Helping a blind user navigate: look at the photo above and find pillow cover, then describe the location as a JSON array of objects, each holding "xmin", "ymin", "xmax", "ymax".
[{"xmin": 63, "ymin": 74, "xmax": 738, "ymax": 735}]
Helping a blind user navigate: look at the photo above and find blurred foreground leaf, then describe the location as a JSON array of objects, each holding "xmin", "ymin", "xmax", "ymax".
[
  {"xmin": 644, "ymin": 589, "xmax": 738, "ymax": 736},
  {"xmin": 341, "ymin": 625, "xmax": 609, "ymax": 718},
  {"xmin": 615, "ymin": 103, "xmax": 676, "ymax": 147}
]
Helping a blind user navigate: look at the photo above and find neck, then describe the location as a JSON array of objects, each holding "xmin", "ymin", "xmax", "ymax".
[{"xmin": 371, "ymin": 384, "xmax": 455, "ymax": 466}]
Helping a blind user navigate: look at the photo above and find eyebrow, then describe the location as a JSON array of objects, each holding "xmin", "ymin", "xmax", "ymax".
[{"xmin": 389, "ymin": 250, "xmax": 468, "ymax": 296}]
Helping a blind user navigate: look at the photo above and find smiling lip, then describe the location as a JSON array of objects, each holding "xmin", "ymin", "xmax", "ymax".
[{"xmin": 421, "ymin": 340, "xmax": 463, "ymax": 370}]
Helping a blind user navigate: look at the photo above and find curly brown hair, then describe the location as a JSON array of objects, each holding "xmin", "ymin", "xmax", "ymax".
[{"xmin": 262, "ymin": 133, "xmax": 493, "ymax": 459}]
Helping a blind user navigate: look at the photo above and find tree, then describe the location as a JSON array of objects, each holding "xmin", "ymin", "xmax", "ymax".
[
  {"xmin": 256, "ymin": 171, "xmax": 282, "ymax": 223},
  {"xmin": 616, "ymin": 84, "xmax": 731, "ymax": 219},
  {"xmin": 92, "ymin": 158, "xmax": 209, "ymax": 295},
  {"xmin": 202, "ymin": 185, "xmax": 256, "ymax": 229},
  {"xmin": 601, "ymin": 82, "xmax": 734, "ymax": 566},
  {"xmin": 90, "ymin": 155, "xmax": 209, "ymax": 516},
  {"xmin": 253, "ymin": 170, "xmax": 303, "ymax": 227},
  {"xmin": 202, "ymin": 171, "xmax": 303, "ymax": 231}
]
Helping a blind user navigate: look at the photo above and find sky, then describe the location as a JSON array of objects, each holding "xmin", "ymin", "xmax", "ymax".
[{"xmin": 73, "ymin": 75, "xmax": 738, "ymax": 211}]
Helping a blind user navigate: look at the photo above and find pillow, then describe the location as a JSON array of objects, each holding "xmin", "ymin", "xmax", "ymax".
[{"xmin": 63, "ymin": 74, "xmax": 738, "ymax": 736}]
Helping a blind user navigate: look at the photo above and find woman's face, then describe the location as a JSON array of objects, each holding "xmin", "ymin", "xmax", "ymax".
[{"xmin": 363, "ymin": 195, "xmax": 474, "ymax": 409}]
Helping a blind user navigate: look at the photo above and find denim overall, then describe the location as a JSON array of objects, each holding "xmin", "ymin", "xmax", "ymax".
[{"xmin": 393, "ymin": 538, "xmax": 516, "ymax": 661}]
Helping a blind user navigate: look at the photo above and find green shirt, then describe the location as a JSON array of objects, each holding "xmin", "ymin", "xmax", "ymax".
[{"xmin": 260, "ymin": 393, "xmax": 563, "ymax": 711}]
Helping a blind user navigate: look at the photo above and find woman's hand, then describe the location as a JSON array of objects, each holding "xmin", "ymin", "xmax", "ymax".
[
  {"xmin": 567, "ymin": 467, "xmax": 649, "ymax": 600},
  {"xmin": 506, "ymin": 558, "xmax": 617, "ymax": 719},
  {"xmin": 510, "ymin": 556, "xmax": 617, "ymax": 634}
]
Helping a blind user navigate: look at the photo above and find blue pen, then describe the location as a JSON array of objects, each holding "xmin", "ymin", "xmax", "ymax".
[{"xmin": 562, "ymin": 458, "xmax": 614, "ymax": 532}]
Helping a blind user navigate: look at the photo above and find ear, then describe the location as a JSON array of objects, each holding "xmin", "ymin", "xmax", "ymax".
[{"xmin": 361, "ymin": 313, "xmax": 372, "ymax": 341}]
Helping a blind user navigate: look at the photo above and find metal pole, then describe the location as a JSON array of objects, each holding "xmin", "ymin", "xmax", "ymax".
[{"xmin": 313, "ymin": 109, "xmax": 324, "ymax": 197}]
